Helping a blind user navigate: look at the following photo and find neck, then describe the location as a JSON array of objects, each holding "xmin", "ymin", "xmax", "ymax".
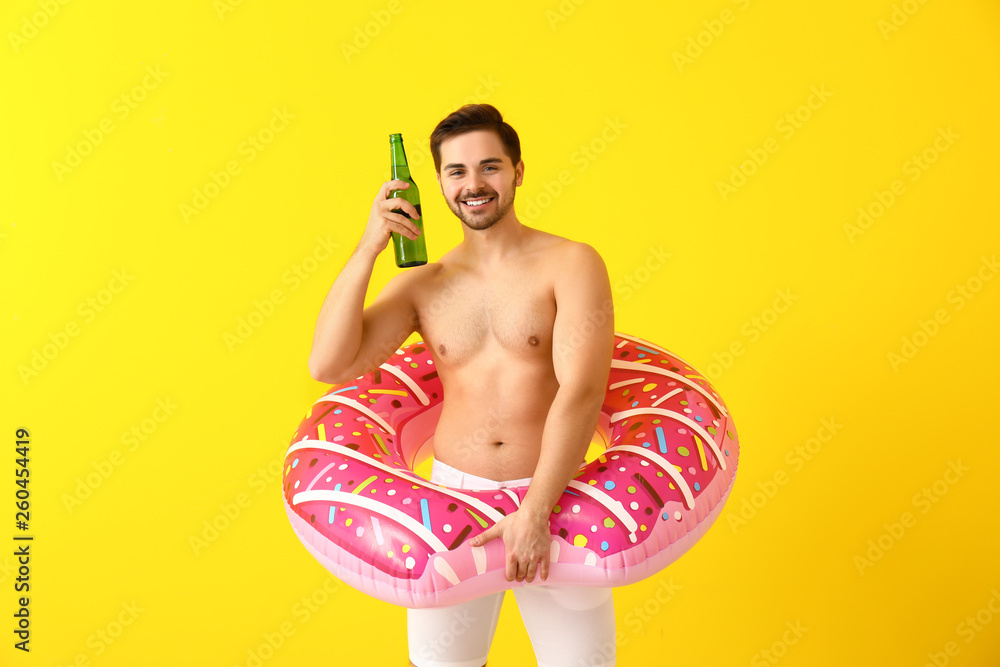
[{"xmin": 459, "ymin": 211, "xmax": 526, "ymax": 268}]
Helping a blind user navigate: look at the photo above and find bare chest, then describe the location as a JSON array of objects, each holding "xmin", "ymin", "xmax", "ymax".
[{"xmin": 415, "ymin": 268, "xmax": 555, "ymax": 365}]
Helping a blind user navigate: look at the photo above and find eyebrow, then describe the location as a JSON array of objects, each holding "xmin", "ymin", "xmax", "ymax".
[{"xmin": 442, "ymin": 157, "xmax": 504, "ymax": 171}]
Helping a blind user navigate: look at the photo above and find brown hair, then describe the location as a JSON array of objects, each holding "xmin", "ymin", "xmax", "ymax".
[{"xmin": 430, "ymin": 104, "xmax": 521, "ymax": 174}]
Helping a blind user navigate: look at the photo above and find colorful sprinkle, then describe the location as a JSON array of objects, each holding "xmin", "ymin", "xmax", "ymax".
[
  {"xmin": 601, "ymin": 541, "xmax": 609, "ymax": 551},
  {"xmin": 291, "ymin": 458, "xmax": 299, "ymax": 468},
  {"xmin": 352, "ymin": 475, "xmax": 377, "ymax": 495},
  {"xmin": 420, "ymin": 498, "xmax": 432, "ymax": 531},
  {"xmin": 604, "ymin": 481, "xmax": 616, "ymax": 491},
  {"xmin": 677, "ymin": 446, "xmax": 690, "ymax": 457},
  {"xmin": 573, "ymin": 535, "xmax": 588, "ymax": 548},
  {"xmin": 603, "ymin": 518, "xmax": 615, "ymax": 528},
  {"xmin": 466, "ymin": 508, "xmax": 487, "ymax": 528}
]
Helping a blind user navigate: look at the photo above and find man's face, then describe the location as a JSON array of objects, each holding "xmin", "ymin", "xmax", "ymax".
[{"xmin": 437, "ymin": 129, "xmax": 524, "ymax": 232}]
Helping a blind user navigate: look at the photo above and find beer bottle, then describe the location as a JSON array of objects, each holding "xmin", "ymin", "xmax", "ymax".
[{"xmin": 388, "ymin": 133, "xmax": 427, "ymax": 267}]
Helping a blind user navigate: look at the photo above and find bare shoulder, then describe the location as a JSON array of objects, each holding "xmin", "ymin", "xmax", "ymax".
[{"xmin": 539, "ymin": 233, "xmax": 607, "ymax": 273}]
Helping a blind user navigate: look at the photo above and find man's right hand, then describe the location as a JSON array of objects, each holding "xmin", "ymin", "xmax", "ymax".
[{"xmin": 359, "ymin": 180, "xmax": 422, "ymax": 257}]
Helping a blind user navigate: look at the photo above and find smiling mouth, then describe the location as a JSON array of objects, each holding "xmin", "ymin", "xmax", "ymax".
[{"xmin": 461, "ymin": 197, "xmax": 495, "ymax": 209}]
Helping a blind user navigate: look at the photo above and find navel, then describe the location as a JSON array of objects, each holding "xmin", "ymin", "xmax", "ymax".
[
  {"xmin": 438, "ymin": 344, "xmax": 446, "ymax": 355},
  {"xmin": 528, "ymin": 335, "xmax": 539, "ymax": 347}
]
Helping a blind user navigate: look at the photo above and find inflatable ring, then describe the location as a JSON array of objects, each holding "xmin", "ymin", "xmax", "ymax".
[{"xmin": 282, "ymin": 332, "xmax": 739, "ymax": 608}]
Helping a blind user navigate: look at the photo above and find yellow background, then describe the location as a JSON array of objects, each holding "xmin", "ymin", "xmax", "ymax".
[{"xmin": 3, "ymin": 0, "xmax": 999, "ymax": 664}]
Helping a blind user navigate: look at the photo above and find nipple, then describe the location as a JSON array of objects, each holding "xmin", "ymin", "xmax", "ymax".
[
  {"xmin": 438, "ymin": 344, "xmax": 447, "ymax": 355},
  {"xmin": 528, "ymin": 335, "xmax": 539, "ymax": 347}
]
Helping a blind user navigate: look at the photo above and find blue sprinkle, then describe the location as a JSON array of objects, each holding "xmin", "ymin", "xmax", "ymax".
[
  {"xmin": 292, "ymin": 458, "xmax": 299, "ymax": 468},
  {"xmin": 331, "ymin": 386, "xmax": 358, "ymax": 394},
  {"xmin": 604, "ymin": 481, "xmax": 616, "ymax": 491},
  {"xmin": 642, "ymin": 441, "xmax": 651, "ymax": 448},
  {"xmin": 725, "ymin": 449, "xmax": 730, "ymax": 456},
  {"xmin": 600, "ymin": 541, "xmax": 609, "ymax": 551},
  {"xmin": 662, "ymin": 512, "xmax": 670, "ymax": 521},
  {"xmin": 631, "ymin": 401, "xmax": 639, "ymax": 407},
  {"xmin": 334, "ymin": 409, "xmax": 342, "ymax": 414},
  {"xmin": 328, "ymin": 507, "xmax": 336, "ymax": 524},
  {"xmin": 695, "ymin": 416, "xmax": 703, "ymax": 422},
  {"xmin": 694, "ymin": 482, "xmax": 701, "ymax": 491},
  {"xmin": 655, "ymin": 427, "xmax": 667, "ymax": 454},
  {"xmin": 637, "ymin": 353, "xmax": 646, "ymax": 358},
  {"xmin": 635, "ymin": 345, "xmax": 660, "ymax": 355},
  {"xmin": 420, "ymin": 498, "xmax": 432, "ymax": 531},
  {"xmin": 334, "ymin": 483, "xmax": 342, "ymax": 492},
  {"xmin": 564, "ymin": 489, "xmax": 581, "ymax": 496}
]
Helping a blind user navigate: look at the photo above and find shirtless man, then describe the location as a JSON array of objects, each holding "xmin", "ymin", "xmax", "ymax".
[{"xmin": 308, "ymin": 104, "xmax": 617, "ymax": 667}]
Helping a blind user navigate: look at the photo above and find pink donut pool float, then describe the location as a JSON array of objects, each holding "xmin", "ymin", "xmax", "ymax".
[{"xmin": 282, "ymin": 331, "xmax": 740, "ymax": 608}]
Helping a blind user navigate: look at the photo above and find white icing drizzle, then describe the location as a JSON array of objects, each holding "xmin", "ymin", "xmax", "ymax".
[
  {"xmin": 287, "ymin": 438, "xmax": 504, "ymax": 522},
  {"xmin": 313, "ymin": 395, "xmax": 395, "ymax": 435},
  {"xmin": 611, "ymin": 445, "xmax": 695, "ymax": 509},
  {"xmin": 292, "ymin": 489, "xmax": 446, "ymax": 552},
  {"xmin": 566, "ymin": 480, "xmax": 638, "ymax": 535},
  {"xmin": 609, "ymin": 407, "xmax": 726, "ymax": 472},
  {"xmin": 611, "ymin": 359, "xmax": 728, "ymax": 418},
  {"xmin": 379, "ymin": 363, "xmax": 430, "ymax": 406}
]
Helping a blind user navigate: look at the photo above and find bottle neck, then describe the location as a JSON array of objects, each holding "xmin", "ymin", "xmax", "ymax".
[{"xmin": 390, "ymin": 140, "xmax": 411, "ymax": 180}]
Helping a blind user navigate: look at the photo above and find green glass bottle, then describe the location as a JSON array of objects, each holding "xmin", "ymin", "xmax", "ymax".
[{"xmin": 388, "ymin": 133, "xmax": 427, "ymax": 268}]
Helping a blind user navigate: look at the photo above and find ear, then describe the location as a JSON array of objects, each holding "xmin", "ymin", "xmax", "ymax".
[{"xmin": 515, "ymin": 159, "xmax": 524, "ymax": 187}]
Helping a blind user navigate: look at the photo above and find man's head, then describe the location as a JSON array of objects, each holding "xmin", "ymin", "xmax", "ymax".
[{"xmin": 431, "ymin": 104, "xmax": 524, "ymax": 231}]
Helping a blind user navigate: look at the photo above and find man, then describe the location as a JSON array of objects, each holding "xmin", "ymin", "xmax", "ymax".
[{"xmin": 308, "ymin": 104, "xmax": 617, "ymax": 667}]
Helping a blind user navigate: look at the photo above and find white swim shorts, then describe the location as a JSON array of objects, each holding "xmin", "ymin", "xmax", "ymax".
[{"xmin": 407, "ymin": 458, "xmax": 617, "ymax": 667}]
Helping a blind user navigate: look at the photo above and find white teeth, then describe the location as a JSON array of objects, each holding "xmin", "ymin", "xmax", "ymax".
[{"xmin": 464, "ymin": 198, "xmax": 491, "ymax": 207}]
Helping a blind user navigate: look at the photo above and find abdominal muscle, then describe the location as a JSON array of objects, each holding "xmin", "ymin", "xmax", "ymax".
[{"xmin": 429, "ymin": 357, "xmax": 561, "ymax": 482}]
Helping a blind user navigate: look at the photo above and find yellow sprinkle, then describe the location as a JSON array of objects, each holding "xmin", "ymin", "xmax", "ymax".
[
  {"xmin": 598, "ymin": 454, "xmax": 607, "ymax": 464},
  {"xmin": 306, "ymin": 407, "xmax": 313, "ymax": 418},
  {"xmin": 387, "ymin": 550, "xmax": 394, "ymax": 558},
  {"xmin": 669, "ymin": 483, "xmax": 676, "ymax": 490},
  {"xmin": 604, "ymin": 518, "xmax": 615, "ymax": 528},
  {"xmin": 365, "ymin": 423, "xmax": 374, "ymax": 427},
  {"xmin": 640, "ymin": 524, "xmax": 647, "ymax": 531},
  {"xmin": 635, "ymin": 358, "xmax": 651, "ymax": 364},
  {"xmin": 642, "ymin": 383, "xmax": 657, "ymax": 391},
  {"xmin": 627, "ymin": 486, "xmax": 636, "ymax": 494},
  {"xmin": 573, "ymin": 534, "xmax": 588, "ymax": 548},
  {"xmin": 466, "ymin": 508, "xmax": 488, "ymax": 528},
  {"xmin": 588, "ymin": 479, "xmax": 597, "ymax": 485},
  {"xmin": 345, "ymin": 518, "xmax": 353, "ymax": 526},
  {"xmin": 359, "ymin": 394, "xmax": 367, "ymax": 398},
  {"xmin": 317, "ymin": 424, "xmax": 326, "ymax": 441},
  {"xmin": 695, "ymin": 435, "xmax": 708, "ymax": 471},
  {"xmin": 370, "ymin": 389, "xmax": 407, "ymax": 396},
  {"xmin": 352, "ymin": 431, "xmax": 361, "ymax": 436},
  {"xmin": 352, "ymin": 475, "xmax": 377, "ymax": 494},
  {"xmin": 402, "ymin": 544, "xmax": 410, "ymax": 553},
  {"xmin": 334, "ymin": 422, "xmax": 343, "ymax": 428},
  {"xmin": 284, "ymin": 465, "xmax": 290, "ymax": 476},
  {"xmin": 372, "ymin": 433, "xmax": 390, "ymax": 455}
]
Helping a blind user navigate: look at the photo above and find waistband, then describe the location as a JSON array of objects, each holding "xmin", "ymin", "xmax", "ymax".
[{"xmin": 430, "ymin": 457, "xmax": 533, "ymax": 490}]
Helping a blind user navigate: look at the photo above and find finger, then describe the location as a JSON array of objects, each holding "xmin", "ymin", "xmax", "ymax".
[
  {"xmin": 525, "ymin": 559, "xmax": 537, "ymax": 583},
  {"xmin": 473, "ymin": 526, "xmax": 497, "ymax": 546},
  {"xmin": 383, "ymin": 213, "xmax": 421, "ymax": 238},
  {"xmin": 539, "ymin": 555, "xmax": 549, "ymax": 582},
  {"xmin": 506, "ymin": 554, "xmax": 516, "ymax": 582},
  {"xmin": 379, "ymin": 180, "xmax": 410, "ymax": 198},
  {"xmin": 381, "ymin": 201, "xmax": 422, "ymax": 226}
]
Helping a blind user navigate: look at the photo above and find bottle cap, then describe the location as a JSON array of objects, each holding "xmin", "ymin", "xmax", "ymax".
[{"xmin": 390, "ymin": 133, "xmax": 403, "ymax": 141}]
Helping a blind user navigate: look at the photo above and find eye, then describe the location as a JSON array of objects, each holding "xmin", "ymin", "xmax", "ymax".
[
  {"xmin": 449, "ymin": 170, "xmax": 463, "ymax": 177},
  {"xmin": 484, "ymin": 166, "xmax": 496, "ymax": 172}
]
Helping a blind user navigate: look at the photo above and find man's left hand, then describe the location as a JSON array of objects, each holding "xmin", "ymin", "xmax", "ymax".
[{"xmin": 471, "ymin": 509, "xmax": 551, "ymax": 583}]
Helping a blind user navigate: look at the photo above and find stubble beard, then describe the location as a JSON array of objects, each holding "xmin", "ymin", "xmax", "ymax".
[{"xmin": 448, "ymin": 176, "xmax": 517, "ymax": 232}]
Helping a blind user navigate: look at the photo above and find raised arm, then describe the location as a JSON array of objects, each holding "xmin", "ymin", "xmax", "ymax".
[{"xmin": 308, "ymin": 180, "xmax": 424, "ymax": 385}]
